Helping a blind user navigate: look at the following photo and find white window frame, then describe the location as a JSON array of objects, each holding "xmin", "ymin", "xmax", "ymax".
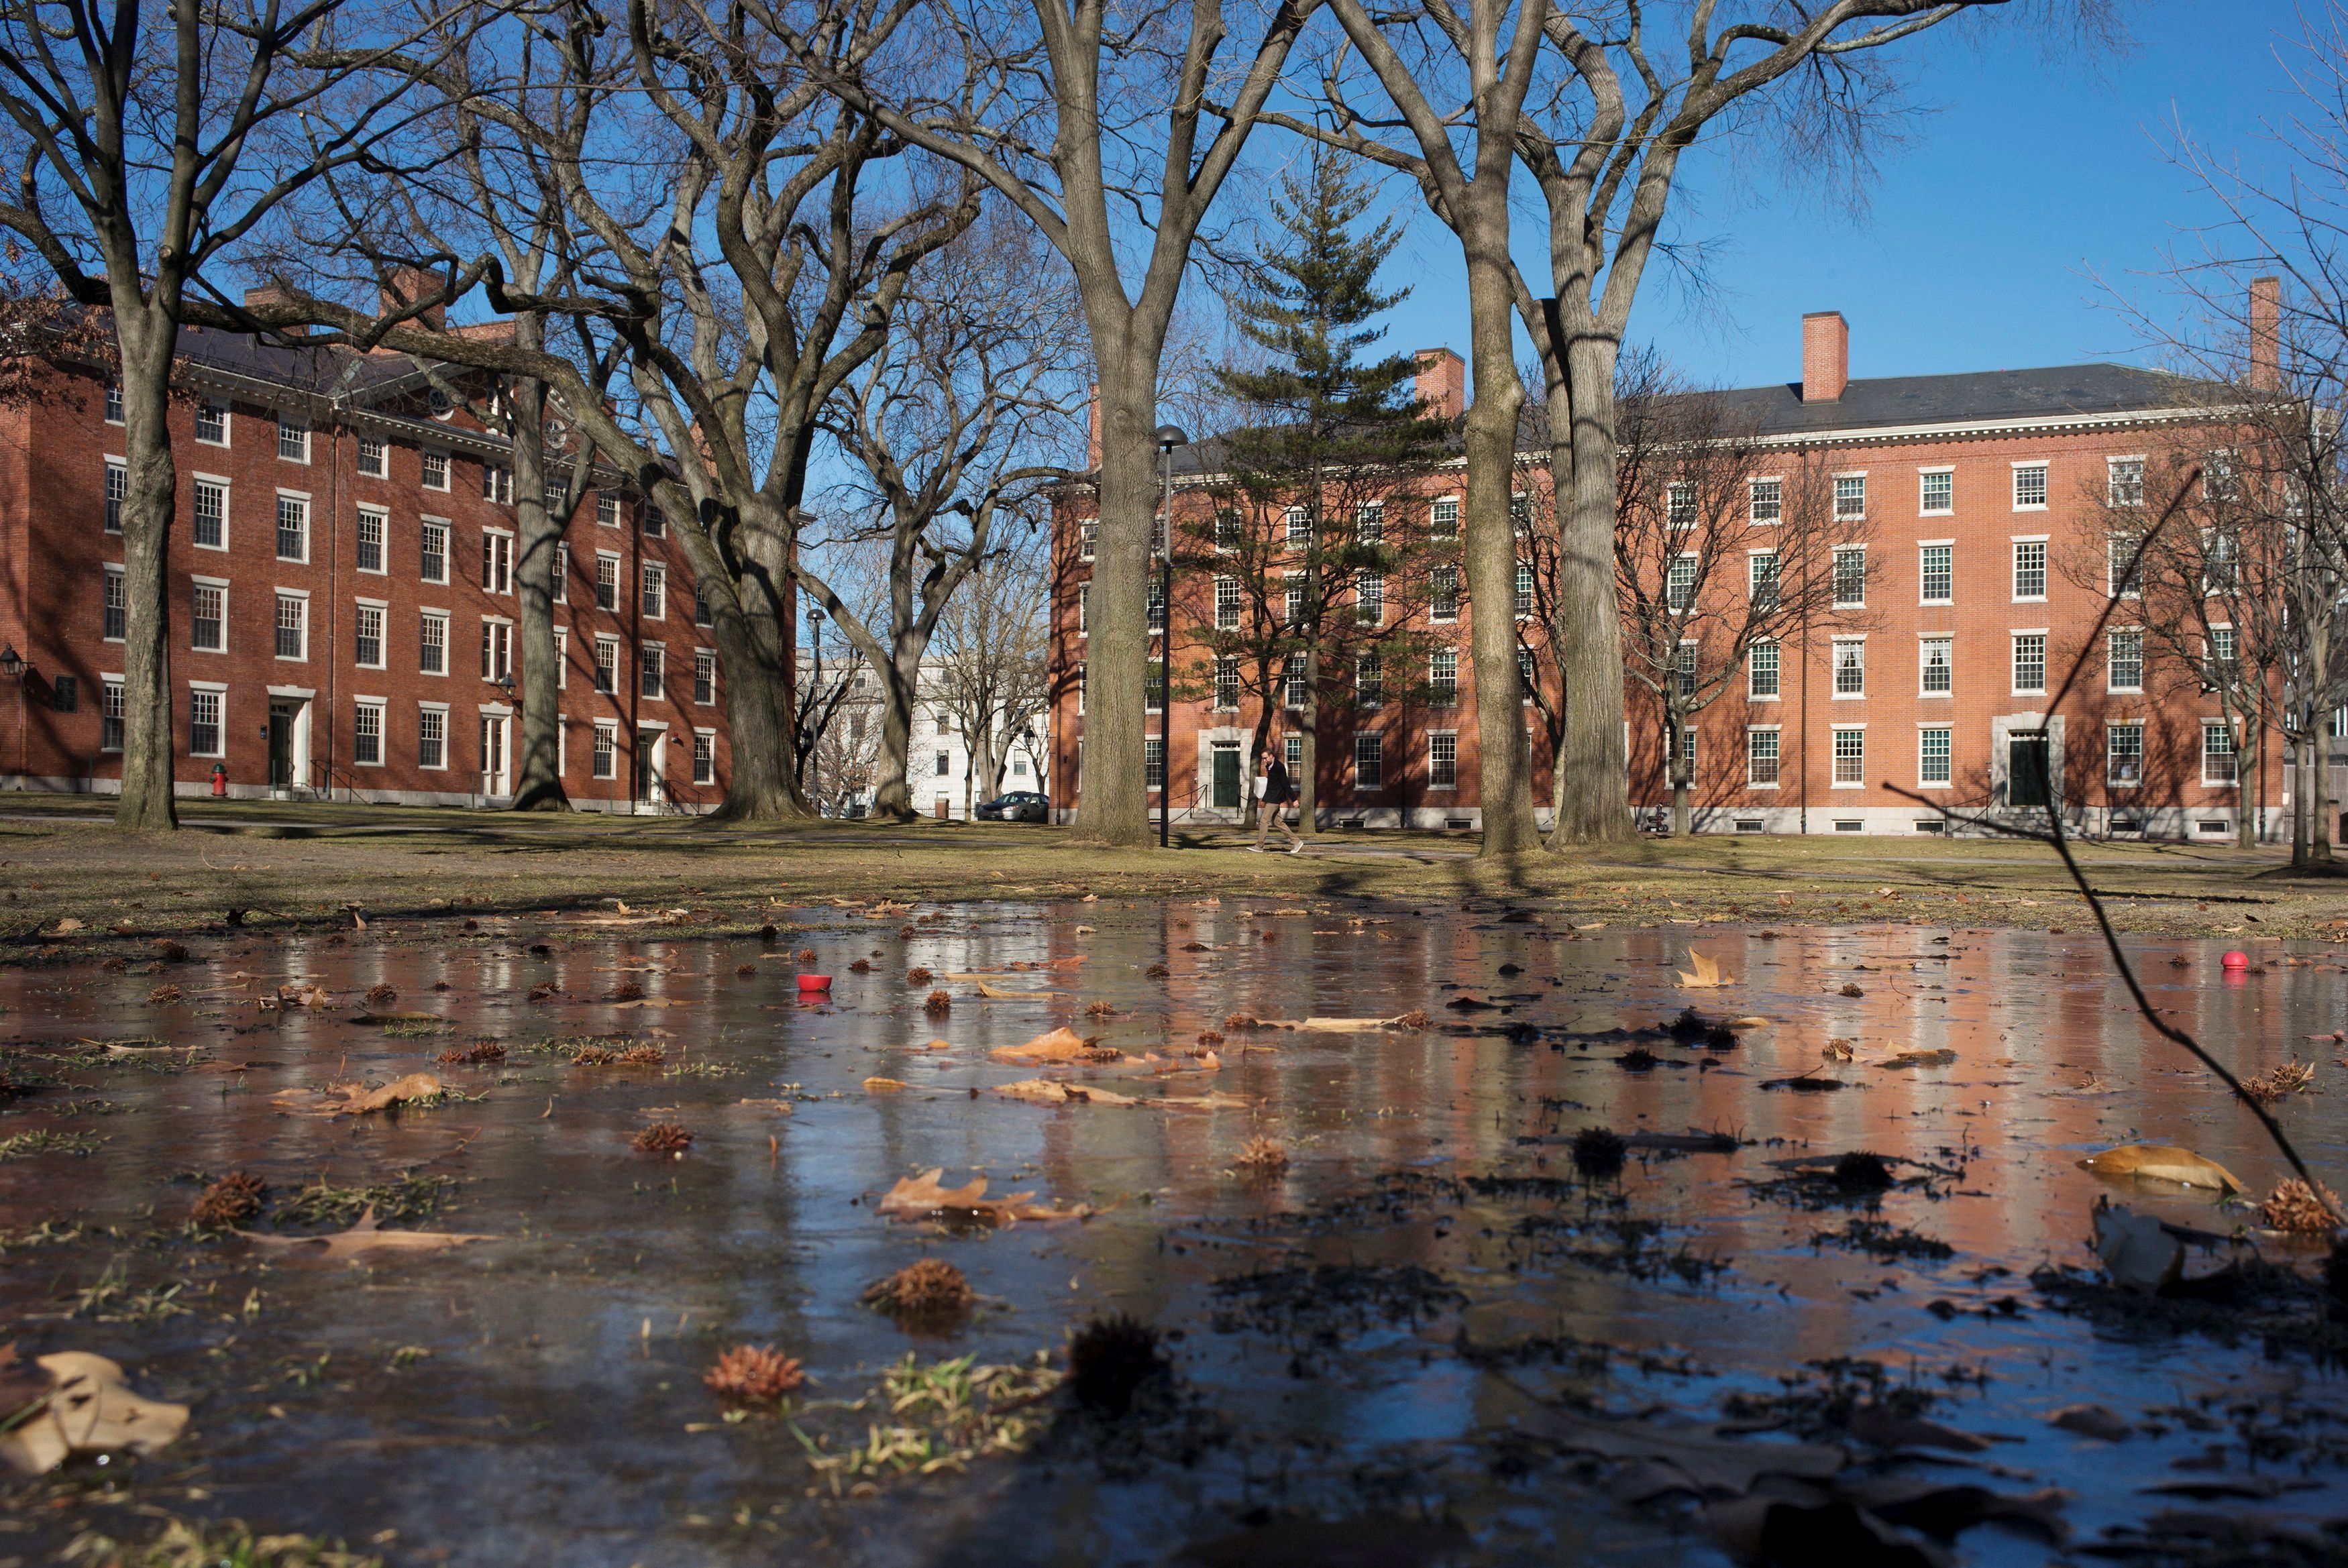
[
  {"xmin": 2011, "ymin": 460, "xmax": 2049, "ymax": 512},
  {"xmin": 275, "ymin": 488, "xmax": 311, "ymax": 564},
  {"xmin": 594, "ymin": 551, "xmax": 622, "ymax": 612},
  {"xmin": 184, "ymin": 575, "xmax": 227, "ymax": 657},
  {"xmin": 274, "ymin": 587, "xmax": 310, "ymax": 663},
  {"xmin": 2010, "ymin": 535, "xmax": 2049, "ymax": 603},
  {"xmin": 2011, "ymin": 628, "xmax": 2049, "ymax": 696},
  {"xmin": 1428, "ymin": 730, "xmax": 1459, "ymax": 792},
  {"xmin": 639, "ymin": 640, "xmax": 665, "ymax": 701},
  {"xmin": 1829, "ymin": 724, "xmax": 1867, "ymax": 789},
  {"xmin": 482, "ymin": 527, "xmax": 515, "ymax": 596},
  {"xmin": 356, "ymin": 433, "xmax": 388, "ymax": 480},
  {"xmin": 193, "ymin": 399, "xmax": 229, "ymax": 447},
  {"xmin": 99, "ymin": 676, "xmax": 125, "ymax": 752},
  {"xmin": 191, "ymin": 473, "xmax": 230, "ymax": 552},
  {"xmin": 276, "ymin": 412, "xmax": 311, "ymax": 465},
  {"xmin": 1917, "ymin": 540, "xmax": 1954, "ymax": 606},
  {"xmin": 693, "ymin": 727, "xmax": 717, "ymax": 786},
  {"xmin": 1430, "ymin": 565, "xmax": 1460, "ymax": 624},
  {"xmin": 187, "ymin": 681, "xmax": 227, "ymax": 759},
  {"xmin": 596, "ymin": 492, "xmax": 621, "ymax": 529},
  {"xmin": 1353, "ymin": 732, "xmax": 1383, "ymax": 791},
  {"xmin": 102, "ymin": 564, "xmax": 126, "ymax": 643},
  {"xmin": 2202, "ymin": 721, "xmax": 2238, "ymax": 787},
  {"xmin": 1831, "ymin": 544, "xmax": 1868, "ymax": 608},
  {"xmin": 694, "ymin": 647, "xmax": 715, "ymax": 706},
  {"xmin": 1748, "ymin": 476, "xmax": 1782, "ymax": 525},
  {"xmin": 1431, "ymin": 495, "xmax": 1460, "ymax": 541},
  {"xmin": 1747, "ymin": 638, "xmax": 1780, "ymax": 702},
  {"xmin": 1918, "ymin": 634, "xmax": 1953, "ymax": 698},
  {"xmin": 1745, "ymin": 724, "xmax": 1781, "ymax": 789},
  {"xmin": 104, "ymin": 457, "xmax": 125, "ymax": 535},
  {"xmin": 2106, "ymin": 626, "xmax": 2144, "ymax": 694},
  {"xmin": 418, "ymin": 702, "xmax": 450, "ymax": 771},
  {"xmin": 355, "ymin": 504, "xmax": 389, "ymax": 576},
  {"xmin": 421, "ymin": 449, "xmax": 450, "ymax": 492},
  {"xmin": 480, "ymin": 616, "xmax": 514, "ymax": 683},
  {"xmin": 1830, "ymin": 634, "xmax": 1866, "ymax": 699},
  {"xmin": 352, "ymin": 697, "xmax": 387, "ymax": 767},
  {"xmin": 1917, "ymin": 465, "xmax": 1954, "ymax": 516},
  {"xmin": 353, "ymin": 596, "xmax": 388, "ymax": 671},
  {"xmin": 641, "ymin": 559, "xmax": 667, "ymax": 620},
  {"xmin": 419, "ymin": 608, "xmax": 450, "ymax": 677},
  {"xmin": 1916, "ymin": 724, "xmax": 1953, "ymax": 789},
  {"xmin": 1832, "ymin": 471, "xmax": 1868, "ymax": 522},
  {"xmin": 419, "ymin": 516, "xmax": 450, "ymax": 585},
  {"xmin": 2108, "ymin": 720, "xmax": 2144, "ymax": 787},
  {"xmin": 592, "ymin": 721, "xmax": 619, "ymax": 780},
  {"xmin": 594, "ymin": 635, "xmax": 621, "ymax": 695},
  {"xmin": 2107, "ymin": 455, "xmax": 2147, "ymax": 509}
]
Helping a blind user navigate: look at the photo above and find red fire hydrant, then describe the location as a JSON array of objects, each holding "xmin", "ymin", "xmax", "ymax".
[{"xmin": 210, "ymin": 762, "xmax": 227, "ymax": 797}]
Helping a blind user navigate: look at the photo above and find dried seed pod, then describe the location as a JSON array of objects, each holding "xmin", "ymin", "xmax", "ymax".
[
  {"xmin": 1570, "ymin": 1127, "xmax": 1626, "ymax": 1176},
  {"xmin": 924, "ymin": 990, "xmax": 952, "ymax": 1016},
  {"xmin": 364, "ymin": 983, "xmax": 398, "ymax": 1007},
  {"xmin": 631, "ymin": 1121, "xmax": 693, "ymax": 1155},
  {"xmin": 193, "ymin": 1170, "xmax": 268, "ymax": 1229},
  {"xmin": 611, "ymin": 979, "xmax": 646, "ymax": 1003},
  {"xmin": 1067, "ymin": 1314, "xmax": 1168, "ymax": 1416},
  {"xmin": 1236, "ymin": 1136, "xmax": 1288, "ymax": 1172},
  {"xmin": 704, "ymin": 1344, "xmax": 804, "ymax": 1406},
  {"xmin": 907, "ymin": 967, "xmax": 934, "ymax": 986},
  {"xmin": 862, "ymin": 1257, "xmax": 975, "ymax": 1319}
]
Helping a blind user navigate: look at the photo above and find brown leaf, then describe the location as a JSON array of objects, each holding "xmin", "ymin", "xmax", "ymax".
[
  {"xmin": 873, "ymin": 1168, "xmax": 1087, "ymax": 1225},
  {"xmin": 2076, "ymin": 1144, "xmax": 2245, "ymax": 1194},
  {"xmin": 994, "ymin": 1078, "xmax": 1140, "ymax": 1107},
  {"xmin": 861, "ymin": 1076, "xmax": 910, "ymax": 1093},
  {"xmin": 989, "ymin": 1027, "xmax": 1118, "ymax": 1064},
  {"xmin": 1676, "ymin": 949, "xmax": 1733, "ymax": 988},
  {"xmin": 233, "ymin": 1205, "xmax": 498, "ymax": 1262},
  {"xmin": 0, "ymin": 1351, "xmax": 189, "ymax": 1475},
  {"xmin": 974, "ymin": 981, "xmax": 1058, "ymax": 999},
  {"xmin": 1847, "ymin": 1403, "xmax": 1997, "ymax": 1453},
  {"xmin": 52, "ymin": 917, "xmax": 83, "ymax": 934}
]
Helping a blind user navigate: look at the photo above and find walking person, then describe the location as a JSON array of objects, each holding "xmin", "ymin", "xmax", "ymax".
[{"xmin": 1251, "ymin": 738, "xmax": 1306, "ymax": 854}]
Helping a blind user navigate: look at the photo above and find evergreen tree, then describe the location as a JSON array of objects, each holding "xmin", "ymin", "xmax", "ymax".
[{"xmin": 1173, "ymin": 150, "xmax": 1454, "ymax": 828}]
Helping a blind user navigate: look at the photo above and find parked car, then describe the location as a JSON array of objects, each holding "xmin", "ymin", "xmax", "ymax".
[{"xmin": 975, "ymin": 791, "xmax": 1049, "ymax": 823}]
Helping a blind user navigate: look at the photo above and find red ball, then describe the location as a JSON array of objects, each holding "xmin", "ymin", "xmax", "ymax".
[
  {"xmin": 2221, "ymin": 951, "xmax": 2250, "ymax": 968},
  {"xmin": 797, "ymin": 973, "xmax": 833, "ymax": 991}
]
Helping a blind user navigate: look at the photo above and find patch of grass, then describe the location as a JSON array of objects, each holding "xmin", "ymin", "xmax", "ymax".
[
  {"xmin": 63, "ymin": 1518, "xmax": 382, "ymax": 1568},
  {"xmin": 662, "ymin": 1059, "xmax": 740, "ymax": 1080},
  {"xmin": 70, "ymin": 1259, "xmax": 193, "ymax": 1324},
  {"xmin": 380, "ymin": 1019, "xmax": 454, "ymax": 1040},
  {"xmin": 1811, "ymin": 1217, "xmax": 1955, "ymax": 1262},
  {"xmin": 790, "ymin": 1351, "xmax": 1061, "ymax": 1494},
  {"xmin": 0, "ymin": 1129, "xmax": 103, "ymax": 1160},
  {"xmin": 271, "ymin": 1172, "xmax": 455, "ymax": 1229}
]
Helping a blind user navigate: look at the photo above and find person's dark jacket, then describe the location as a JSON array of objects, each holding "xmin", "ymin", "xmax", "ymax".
[{"xmin": 1265, "ymin": 758, "xmax": 1291, "ymax": 806}]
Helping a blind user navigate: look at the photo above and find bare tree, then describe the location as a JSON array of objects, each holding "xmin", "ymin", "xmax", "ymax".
[
  {"xmin": 806, "ymin": 0, "xmax": 1322, "ymax": 846},
  {"xmin": 934, "ymin": 536, "xmax": 1053, "ymax": 809},
  {"xmin": 0, "ymin": 0, "xmax": 464, "ymax": 828},
  {"xmin": 805, "ymin": 208, "xmax": 1081, "ymax": 819},
  {"xmin": 1613, "ymin": 370, "xmax": 1856, "ymax": 835}
]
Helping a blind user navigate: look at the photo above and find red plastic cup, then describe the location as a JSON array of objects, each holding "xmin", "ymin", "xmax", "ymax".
[
  {"xmin": 798, "ymin": 973, "xmax": 833, "ymax": 993},
  {"xmin": 2221, "ymin": 951, "xmax": 2250, "ymax": 969}
]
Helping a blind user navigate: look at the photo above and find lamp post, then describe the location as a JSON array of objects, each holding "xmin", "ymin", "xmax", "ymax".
[
  {"xmin": 0, "ymin": 643, "xmax": 21, "ymax": 789},
  {"xmin": 1153, "ymin": 425, "xmax": 1187, "ymax": 849}
]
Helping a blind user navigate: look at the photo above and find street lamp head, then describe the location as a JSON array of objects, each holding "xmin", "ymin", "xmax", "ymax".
[
  {"xmin": 1153, "ymin": 425, "xmax": 1188, "ymax": 451},
  {"xmin": 497, "ymin": 673, "xmax": 516, "ymax": 695},
  {"xmin": 0, "ymin": 645, "xmax": 17, "ymax": 679}
]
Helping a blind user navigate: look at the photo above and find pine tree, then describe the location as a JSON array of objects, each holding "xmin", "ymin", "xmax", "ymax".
[{"xmin": 1174, "ymin": 149, "xmax": 1454, "ymax": 829}]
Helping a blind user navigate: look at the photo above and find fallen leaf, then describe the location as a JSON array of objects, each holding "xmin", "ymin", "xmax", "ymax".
[
  {"xmin": 610, "ymin": 998, "xmax": 687, "ymax": 1009},
  {"xmin": 2076, "ymin": 1144, "xmax": 2245, "ymax": 1194},
  {"xmin": 343, "ymin": 1072, "xmax": 444, "ymax": 1114},
  {"xmin": 1676, "ymin": 949, "xmax": 1733, "ymax": 988},
  {"xmin": 974, "ymin": 982, "xmax": 1058, "ymax": 999},
  {"xmin": 989, "ymin": 1027, "xmax": 1117, "ymax": 1064},
  {"xmin": 994, "ymin": 1079, "xmax": 1139, "ymax": 1107},
  {"xmin": 272, "ymin": 1072, "xmax": 444, "ymax": 1117},
  {"xmin": 873, "ymin": 1168, "xmax": 1087, "ymax": 1225},
  {"xmin": 52, "ymin": 917, "xmax": 83, "ymax": 934},
  {"xmin": 0, "ymin": 1351, "xmax": 189, "ymax": 1475},
  {"xmin": 861, "ymin": 1076, "xmax": 909, "ymax": 1093},
  {"xmin": 2048, "ymin": 1404, "xmax": 2131, "ymax": 1441},
  {"xmin": 1876, "ymin": 1049, "xmax": 1957, "ymax": 1069},
  {"xmin": 233, "ymin": 1205, "xmax": 499, "ymax": 1262},
  {"xmin": 1848, "ymin": 1404, "xmax": 1997, "ymax": 1453}
]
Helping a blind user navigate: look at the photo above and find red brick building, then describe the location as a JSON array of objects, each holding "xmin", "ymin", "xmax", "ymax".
[
  {"xmin": 1049, "ymin": 311, "xmax": 2288, "ymax": 840},
  {"xmin": 0, "ymin": 323, "xmax": 733, "ymax": 809}
]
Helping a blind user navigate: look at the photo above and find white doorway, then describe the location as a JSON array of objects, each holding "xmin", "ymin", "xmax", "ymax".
[{"xmin": 479, "ymin": 710, "xmax": 511, "ymax": 799}]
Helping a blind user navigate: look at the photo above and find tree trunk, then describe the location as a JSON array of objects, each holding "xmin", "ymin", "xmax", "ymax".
[
  {"xmin": 507, "ymin": 364, "xmax": 570, "ymax": 811},
  {"xmin": 1548, "ymin": 341, "xmax": 1631, "ymax": 846},
  {"xmin": 2316, "ymin": 726, "xmax": 2336, "ymax": 863},
  {"xmin": 1296, "ymin": 648, "xmax": 1319, "ymax": 830},
  {"xmin": 1670, "ymin": 711, "xmax": 1691, "ymax": 836},
  {"xmin": 2239, "ymin": 718, "xmax": 2259, "ymax": 850},
  {"xmin": 1462, "ymin": 243, "xmax": 1538, "ymax": 857},
  {"xmin": 2293, "ymin": 738, "xmax": 2311, "ymax": 868},
  {"xmin": 700, "ymin": 506, "xmax": 808, "ymax": 822},
  {"xmin": 871, "ymin": 649, "xmax": 918, "ymax": 821},
  {"xmin": 1074, "ymin": 363, "xmax": 1156, "ymax": 845},
  {"xmin": 111, "ymin": 307, "xmax": 179, "ymax": 830}
]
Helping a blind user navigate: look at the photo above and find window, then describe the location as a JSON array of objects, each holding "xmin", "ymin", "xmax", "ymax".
[
  {"xmin": 189, "ymin": 689, "xmax": 223, "ymax": 757},
  {"xmin": 1832, "ymin": 547, "xmax": 1866, "ymax": 607},
  {"xmin": 1145, "ymin": 663, "xmax": 1165, "ymax": 711},
  {"xmin": 1357, "ymin": 571, "xmax": 1384, "ymax": 626},
  {"xmin": 1432, "ymin": 497, "xmax": 1459, "ymax": 540},
  {"xmin": 2203, "ymin": 722, "xmax": 2237, "ymax": 785},
  {"xmin": 2204, "ymin": 626, "xmax": 2237, "ymax": 690},
  {"xmin": 2012, "ymin": 632, "xmax": 2047, "ymax": 694},
  {"xmin": 2109, "ymin": 457, "xmax": 2145, "ymax": 507},
  {"xmin": 482, "ymin": 463, "xmax": 513, "ymax": 504},
  {"xmin": 1511, "ymin": 492, "xmax": 1532, "ymax": 536},
  {"xmin": 694, "ymin": 583, "xmax": 710, "ymax": 626},
  {"xmin": 480, "ymin": 619, "xmax": 511, "ymax": 682},
  {"xmin": 2108, "ymin": 628, "xmax": 2143, "ymax": 692},
  {"xmin": 641, "ymin": 561, "xmax": 666, "ymax": 620},
  {"xmin": 1285, "ymin": 506, "xmax": 1312, "ymax": 546},
  {"xmin": 553, "ymin": 542, "xmax": 568, "ymax": 604},
  {"xmin": 104, "ymin": 460, "xmax": 125, "ymax": 534},
  {"xmin": 193, "ymin": 478, "xmax": 227, "ymax": 549},
  {"xmin": 1078, "ymin": 518, "xmax": 1097, "ymax": 561},
  {"xmin": 1283, "ymin": 573, "xmax": 1305, "ymax": 626},
  {"xmin": 421, "ymin": 449, "xmax": 449, "ymax": 491},
  {"xmin": 1747, "ymin": 728, "xmax": 1780, "ymax": 786},
  {"xmin": 694, "ymin": 649, "xmax": 715, "ymax": 705},
  {"xmin": 1749, "ymin": 478, "xmax": 1782, "ymax": 524},
  {"xmin": 274, "ymin": 593, "xmax": 307, "ymax": 659},
  {"xmin": 1677, "ymin": 728, "xmax": 1697, "ymax": 781},
  {"xmin": 1920, "ymin": 636, "xmax": 1952, "ymax": 695},
  {"xmin": 1919, "ymin": 726, "xmax": 1952, "ymax": 786},
  {"xmin": 595, "ymin": 553, "xmax": 620, "ymax": 611},
  {"xmin": 1214, "ymin": 509, "xmax": 1240, "ymax": 550},
  {"xmin": 1285, "ymin": 735, "xmax": 1301, "ymax": 773},
  {"xmin": 356, "ymin": 508, "xmax": 386, "ymax": 574},
  {"xmin": 640, "ymin": 645, "xmax": 664, "ymax": 699},
  {"xmin": 1833, "ymin": 474, "xmax": 1866, "ymax": 520},
  {"xmin": 1749, "ymin": 552, "xmax": 1779, "ymax": 610},
  {"xmin": 482, "ymin": 531, "xmax": 513, "ymax": 594},
  {"xmin": 357, "ymin": 435, "xmax": 387, "ymax": 478},
  {"xmin": 103, "ymin": 567, "xmax": 125, "ymax": 641},
  {"xmin": 1213, "ymin": 577, "xmax": 1239, "ymax": 630},
  {"xmin": 593, "ymin": 724, "xmax": 617, "ymax": 779},
  {"xmin": 353, "ymin": 701, "xmax": 384, "ymax": 765},
  {"xmin": 597, "ymin": 492, "xmax": 621, "ymax": 529},
  {"xmin": 354, "ymin": 602, "xmax": 384, "ymax": 668},
  {"xmin": 1355, "ymin": 653, "xmax": 1383, "ymax": 707},
  {"xmin": 1429, "ymin": 732, "xmax": 1458, "ymax": 789},
  {"xmin": 1431, "ymin": 566, "xmax": 1459, "ymax": 622},
  {"xmin": 1665, "ymin": 483, "xmax": 1696, "ymax": 529},
  {"xmin": 1831, "ymin": 727, "xmax": 1865, "ymax": 787},
  {"xmin": 2012, "ymin": 539, "xmax": 2047, "ymax": 600},
  {"xmin": 2108, "ymin": 534, "xmax": 2143, "ymax": 598},
  {"xmin": 276, "ymin": 494, "xmax": 308, "ymax": 561},
  {"xmin": 1832, "ymin": 638, "xmax": 1864, "ymax": 696},
  {"xmin": 2204, "ymin": 531, "xmax": 2239, "ymax": 594},
  {"xmin": 693, "ymin": 732, "xmax": 715, "ymax": 785},
  {"xmin": 1214, "ymin": 657, "xmax": 1238, "ymax": 711},
  {"xmin": 1355, "ymin": 502, "xmax": 1384, "ymax": 544},
  {"xmin": 1666, "ymin": 555, "xmax": 1697, "ymax": 611},
  {"xmin": 277, "ymin": 414, "xmax": 309, "ymax": 463},
  {"xmin": 2013, "ymin": 463, "xmax": 2048, "ymax": 509},
  {"xmin": 1354, "ymin": 734, "xmax": 1383, "ymax": 790},
  {"xmin": 1430, "ymin": 649, "xmax": 1458, "ymax": 706},
  {"xmin": 421, "ymin": 520, "xmax": 448, "ymax": 583},
  {"xmin": 411, "ymin": 706, "xmax": 445, "ymax": 769},
  {"xmin": 935, "ymin": 750, "xmax": 951, "ymax": 777},
  {"xmin": 407, "ymin": 612, "xmax": 446, "ymax": 679},
  {"xmin": 195, "ymin": 400, "xmax": 227, "ymax": 445},
  {"xmin": 1519, "ymin": 645, "xmax": 1536, "ymax": 699},
  {"xmin": 594, "ymin": 638, "xmax": 619, "ymax": 694},
  {"xmin": 1748, "ymin": 640, "xmax": 1780, "ymax": 699},
  {"xmin": 1146, "ymin": 576, "xmax": 1165, "ymax": 633},
  {"xmin": 1144, "ymin": 737, "xmax": 1165, "ymax": 791},
  {"xmin": 1920, "ymin": 469, "xmax": 1952, "ymax": 514},
  {"xmin": 101, "ymin": 382, "xmax": 123, "ymax": 423},
  {"xmin": 100, "ymin": 680, "xmax": 124, "ymax": 751},
  {"xmin": 2109, "ymin": 722, "xmax": 2143, "ymax": 785},
  {"xmin": 1673, "ymin": 643, "xmax": 1697, "ymax": 697},
  {"xmin": 1920, "ymin": 544, "xmax": 1952, "ymax": 604},
  {"xmin": 553, "ymin": 628, "xmax": 567, "ymax": 689},
  {"xmin": 1515, "ymin": 561, "xmax": 1534, "ymax": 617},
  {"xmin": 1077, "ymin": 584, "xmax": 1089, "ymax": 634},
  {"xmin": 1282, "ymin": 653, "xmax": 1307, "ymax": 709},
  {"xmin": 49, "ymin": 675, "xmax": 74, "ymax": 713},
  {"xmin": 641, "ymin": 507, "xmax": 665, "ymax": 540},
  {"xmin": 1075, "ymin": 662, "xmax": 1085, "ymax": 714}
]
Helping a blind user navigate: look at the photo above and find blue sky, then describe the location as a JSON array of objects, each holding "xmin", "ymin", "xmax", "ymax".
[{"xmin": 1367, "ymin": 3, "xmax": 2304, "ymax": 394}]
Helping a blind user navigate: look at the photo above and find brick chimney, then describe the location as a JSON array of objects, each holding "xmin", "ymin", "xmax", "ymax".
[
  {"xmin": 1413, "ymin": 348, "xmax": 1465, "ymax": 421},
  {"xmin": 2250, "ymin": 275, "xmax": 2281, "ymax": 391},
  {"xmin": 1801, "ymin": 311, "xmax": 1848, "ymax": 402},
  {"xmin": 242, "ymin": 284, "xmax": 305, "ymax": 336},
  {"xmin": 1085, "ymin": 384, "xmax": 1102, "ymax": 469},
  {"xmin": 380, "ymin": 266, "xmax": 447, "ymax": 331}
]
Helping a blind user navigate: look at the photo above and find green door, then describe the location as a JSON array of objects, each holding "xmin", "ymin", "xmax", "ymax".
[
  {"xmin": 267, "ymin": 708, "xmax": 294, "ymax": 787},
  {"xmin": 1211, "ymin": 745, "xmax": 1240, "ymax": 810},
  {"xmin": 2009, "ymin": 734, "xmax": 2050, "ymax": 807}
]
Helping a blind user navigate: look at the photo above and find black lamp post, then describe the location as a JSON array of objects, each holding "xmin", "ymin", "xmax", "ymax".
[
  {"xmin": 0, "ymin": 644, "xmax": 21, "ymax": 789},
  {"xmin": 1153, "ymin": 425, "xmax": 1187, "ymax": 848}
]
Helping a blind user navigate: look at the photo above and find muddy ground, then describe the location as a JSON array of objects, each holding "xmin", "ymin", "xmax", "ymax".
[{"xmin": 6, "ymin": 889, "xmax": 2348, "ymax": 1565}]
